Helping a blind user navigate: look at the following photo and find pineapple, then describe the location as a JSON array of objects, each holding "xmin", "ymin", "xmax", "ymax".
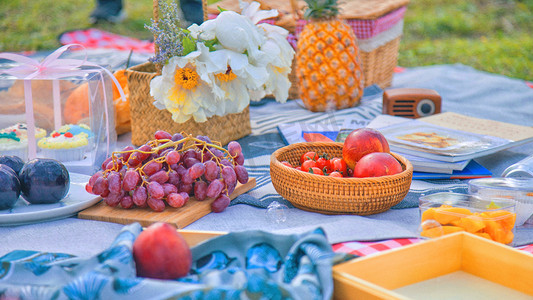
[{"xmin": 296, "ymin": 0, "xmax": 364, "ymax": 112}]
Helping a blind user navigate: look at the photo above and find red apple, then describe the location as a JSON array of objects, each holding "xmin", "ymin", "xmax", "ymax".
[
  {"xmin": 342, "ymin": 128, "xmax": 390, "ymax": 170},
  {"xmin": 353, "ymin": 152, "xmax": 403, "ymax": 178},
  {"xmin": 133, "ymin": 222, "xmax": 192, "ymax": 279}
]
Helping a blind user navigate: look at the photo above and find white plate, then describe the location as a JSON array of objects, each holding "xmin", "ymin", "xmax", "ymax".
[{"xmin": 0, "ymin": 173, "xmax": 101, "ymax": 226}]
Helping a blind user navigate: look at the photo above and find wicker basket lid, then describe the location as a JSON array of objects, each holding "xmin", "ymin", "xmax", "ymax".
[{"xmin": 207, "ymin": 0, "xmax": 410, "ymax": 20}]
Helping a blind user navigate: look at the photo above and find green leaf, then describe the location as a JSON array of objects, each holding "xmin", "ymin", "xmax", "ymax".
[
  {"xmin": 217, "ymin": 6, "xmax": 227, "ymax": 12},
  {"xmin": 182, "ymin": 36, "xmax": 196, "ymax": 56},
  {"xmin": 204, "ymin": 39, "xmax": 218, "ymax": 52}
]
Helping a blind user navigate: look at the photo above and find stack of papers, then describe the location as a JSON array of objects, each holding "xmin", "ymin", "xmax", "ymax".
[
  {"xmin": 369, "ymin": 113, "xmax": 533, "ymax": 178},
  {"xmin": 277, "ymin": 112, "xmax": 533, "ymax": 179}
]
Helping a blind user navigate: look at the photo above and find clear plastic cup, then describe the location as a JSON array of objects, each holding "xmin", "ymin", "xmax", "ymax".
[{"xmin": 501, "ymin": 154, "xmax": 533, "ymax": 178}]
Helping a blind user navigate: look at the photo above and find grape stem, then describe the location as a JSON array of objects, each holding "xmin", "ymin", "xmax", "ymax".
[{"xmin": 103, "ymin": 134, "xmax": 237, "ymax": 182}]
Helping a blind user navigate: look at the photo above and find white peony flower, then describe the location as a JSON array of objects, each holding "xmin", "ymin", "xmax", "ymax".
[
  {"xmin": 212, "ymin": 70, "xmax": 250, "ymax": 115},
  {"xmin": 214, "ymin": 11, "xmax": 265, "ymax": 58},
  {"xmin": 150, "ymin": 1, "xmax": 295, "ymax": 123},
  {"xmin": 203, "ymin": 48, "xmax": 267, "ymax": 114},
  {"xmin": 239, "ymin": 1, "xmax": 278, "ymax": 25},
  {"xmin": 150, "ymin": 44, "xmax": 220, "ymax": 123},
  {"xmin": 188, "ymin": 19, "xmax": 216, "ymax": 41},
  {"xmin": 258, "ymin": 24, "xmax": 295, "ymax": 102}
]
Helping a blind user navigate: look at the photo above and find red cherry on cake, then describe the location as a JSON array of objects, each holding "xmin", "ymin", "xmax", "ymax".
[
  {"xmin": 52, "ymin": 132, "xmax": 60, "ymax": 138},
  {"xmin": 64, "ymin": 132, "xmax": 73, "ymax": 138}
]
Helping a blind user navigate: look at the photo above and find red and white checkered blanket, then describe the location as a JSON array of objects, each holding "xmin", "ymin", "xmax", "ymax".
[
  {"xmin": 59, "ymin": 28, "xmax": 154, "ymax": 54},
  {"xmin": 333, "ymin": 238, "xmax": 533, "ymax": 257},
  {"xmin": 294, "ymin": 6, "xmax": 407, "ymax": 40}
]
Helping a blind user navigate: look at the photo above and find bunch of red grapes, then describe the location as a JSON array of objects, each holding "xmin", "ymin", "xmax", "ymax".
[{"xmin": 85, "ymin": 131, "xmax": 248, "ymax": 213}]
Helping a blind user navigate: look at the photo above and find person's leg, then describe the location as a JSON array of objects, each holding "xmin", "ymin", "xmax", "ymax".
[
  {"xmin": 180, "ymin": 0, "xmax": 203, "ymax": 25},
  {"xmin": 90, "ymin": 0, "xmax": 127, "ymax": 24}
]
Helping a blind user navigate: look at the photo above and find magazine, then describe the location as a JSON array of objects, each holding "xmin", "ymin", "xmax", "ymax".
[
  {"xmin": 365, "ymin": 115, "xmax": 472, "ymax": 173},
  {"xmin": 412, "ymin": 160, "xmax": 491, "ymax": 180},
  {"xmin": 335, "ymin": 126, "xmax": 471, "ymax": 174},
  {"xmin": 397, "ymin": 152, "xmax": 470, "ymax": 174},
  {"xmin": 275, "ymin": 112, "xmax": 524, "ymax": 175},
  {"xmin": 378, "ymin": 112, "xmax": 533, "ymax": 162},
  {"xmin": 277, "ymin": 118, "xmax": 370, "ymax": 145}
]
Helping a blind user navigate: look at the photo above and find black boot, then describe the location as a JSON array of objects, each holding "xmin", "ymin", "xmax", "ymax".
[{"xmin": 90, "ymin": 0, "xmax": 126, "ymax": 24}]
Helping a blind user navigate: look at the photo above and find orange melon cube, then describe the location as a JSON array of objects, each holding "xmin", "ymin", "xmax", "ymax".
[
  {"xmin": 420, "ymin": 226, "xmax": 464, "ymax": 239},
  {"xmin": 474, "ymin": 232, "xmax": 492, "ymax": 240},
  {"xmin": 500, "ymin": 230, "xmax": 514, "ymax": 245},
  {"xmin": 483, "ymin": 210, "xmax": 516, "ymax": 231},
  {"xmin": 433, "ymin": 206, "xmax": 472, "ymax": 225},
  {"xmin": 457, "ymin": 214, "xmax": 486, "ymax": 233},
  {"xmin": 421, "ymin": 208, "xmax": 436, "ymax": 222},
  {"xmin": 483, "ymin": 220, "xmax": 513, "ymax": 244}
]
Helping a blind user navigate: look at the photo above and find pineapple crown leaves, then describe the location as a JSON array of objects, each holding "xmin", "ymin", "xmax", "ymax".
[{"xmin": 303, "ymin": 0, "xmax": 341, "ymax": 20}]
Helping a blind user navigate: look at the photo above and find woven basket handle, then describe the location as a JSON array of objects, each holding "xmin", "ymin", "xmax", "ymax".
[{"xmin": 152, "ymin": 0, "xmax": 208, "ymax": 73}]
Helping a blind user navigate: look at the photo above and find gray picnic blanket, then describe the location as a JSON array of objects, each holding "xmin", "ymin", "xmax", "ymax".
[
  {"xmin": 1, "ymin": 64, "xmax": 532, "ymax": 260},
  {"xmin": 187, "ymin": 63, "xmax": 533, "ymax": 245}
]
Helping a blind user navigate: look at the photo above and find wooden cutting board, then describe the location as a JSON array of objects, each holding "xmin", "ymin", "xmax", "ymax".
[{"xmin": 78, "ymin": 178, "xmax": 256, "ymax": 228}]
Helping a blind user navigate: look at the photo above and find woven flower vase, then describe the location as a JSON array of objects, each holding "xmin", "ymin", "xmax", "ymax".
[
  {"xmin": 125, "ymin": 0, "xmax": 251, "ymax": 146},
  {"xmin": 126, "ymin": 62, "xmax": 251, "ymax": 146}
]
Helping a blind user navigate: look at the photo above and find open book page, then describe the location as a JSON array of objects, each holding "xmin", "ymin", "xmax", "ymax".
[
  {"xmin": 420, "ymin": 112, "xmax": 533, "ymax": 142},
  {"xmin": 376, "ymin": 112, "xmax": 533, "ymax": 162},
  {"xmin": 380, "ymin": 120, "xmax": 511, "ymax": 156},
  {"xmin": 367, "ymin": 115, "xmax": 470, "ymax": 171}
]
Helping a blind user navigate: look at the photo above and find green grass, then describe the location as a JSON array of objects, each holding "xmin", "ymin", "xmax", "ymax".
[
  {"xmin": 1, "ymin": 0, "xmax": 531, "ymax": 80},
  {"xmin": 400, "ymin": 0, "xmax": 533, "ymax": 80}
]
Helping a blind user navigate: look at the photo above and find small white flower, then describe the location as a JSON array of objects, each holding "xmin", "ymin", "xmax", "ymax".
[
  {"xmin": 239, "ymin": 1, "xmax": 278, "ymax": 25},
  {"xmin": 150, "ymin": 45, "xmax": 218, "ymax": 123},
  {"xmin": 150, "ymin": 0, "xmax": 295, "ymax": 122},
  {"xmin": 212, "ymin": 70, "xmax": 250, "ymax": 115},
  {"xmin": 207, "ymin": 48, "xmax": 269, "ymax": 90},
  {"xmin": 215, "ymin": 11, "xmax": 265, "ymax": 57},
  {"xmin": 260, "ymin": 25, "xmax": 294, "ymax": 102},
  {"xmin": 188, "ymin": 19, "xmax": 217, "ymax": 40}
]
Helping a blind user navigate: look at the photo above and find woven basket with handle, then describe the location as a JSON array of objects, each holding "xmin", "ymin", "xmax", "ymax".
[
  {"xmin": 125, "ymin": 0, "xmax": 251, "ymax": 146},
  {"xmin": 208, "ymin": 0, "xmax": 409, "ymax": 99},
  {"xmin": 270, "ymin": 142, "xmax": 413, "ymax": 215}
]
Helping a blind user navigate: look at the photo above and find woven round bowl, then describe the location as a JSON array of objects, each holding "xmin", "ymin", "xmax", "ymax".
[{"xmin": 270, "ymin": 142, "xmax": 413, "ymax": 215}]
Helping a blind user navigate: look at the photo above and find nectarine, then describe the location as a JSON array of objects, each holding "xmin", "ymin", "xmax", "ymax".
[
  {"xmin": 342, "ymin": 128, "xmax": 390, "ymax": 170},
  {"xmin": 133, "ymin": 222, "xmax": 192, "ymax": 279},
  {"xmin": 353, "ymin": 152, "xmax": 402, "ymax": 178}
]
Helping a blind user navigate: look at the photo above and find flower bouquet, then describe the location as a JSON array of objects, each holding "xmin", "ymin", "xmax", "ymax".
[{"xmin": 126, "ymin": 0, "xmax": 294, "ymax": 146}]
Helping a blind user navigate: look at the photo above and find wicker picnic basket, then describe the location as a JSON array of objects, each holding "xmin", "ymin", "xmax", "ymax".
[
  {"xmin": 125, "ymin": 0, "xmax": 251, "ymax": 146},
  {"xmin": 208, "ymin": 0, "xmax": 409, "ymax": 99},
  {"xmin": 270, "ymin": 142, "xmax": 413, "ymax": 215}
]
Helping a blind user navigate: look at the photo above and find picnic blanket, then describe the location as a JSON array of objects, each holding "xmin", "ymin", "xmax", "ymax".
[
  {"xmin": 0, "ymin": 223, "xmax": 350, "ymax": 300},
  {"xmin": 0, "ymin": 63, "xmax": 532, "ymax": 260},
  {"xmin": 185, "ymin": 63, "xmax": 533, "ymax": 246}
]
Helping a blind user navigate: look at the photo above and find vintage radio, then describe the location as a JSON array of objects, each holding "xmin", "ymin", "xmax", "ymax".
[{"xmin": 382, "ymin": 88, "xmax": 441, "ymax": 118}]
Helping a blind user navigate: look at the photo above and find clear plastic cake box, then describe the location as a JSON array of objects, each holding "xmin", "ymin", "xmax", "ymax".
[
  {"xmin": 0, "ymin": 63, "xmax": 117, "ymax": 175},
  {"xmin": 418, "ymin": 192, "xmax": 517, "ymax": 246},
  {"xmin": 469, "ymin": 177, "xmax": 533, "ymax": 228}
]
